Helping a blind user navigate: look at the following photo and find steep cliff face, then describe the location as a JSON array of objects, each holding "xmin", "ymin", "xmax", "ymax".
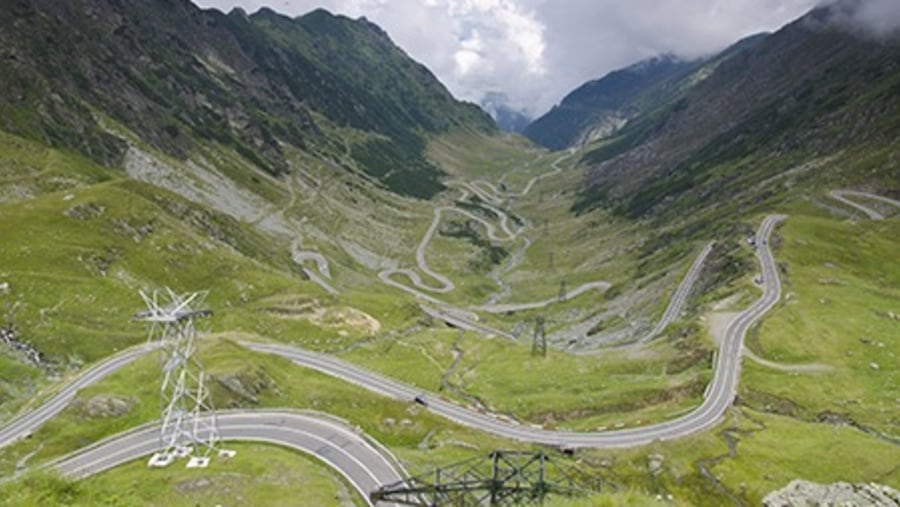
[{"xmin": 0, "ymin": 0, "xmax": 493, "ymax": 198}]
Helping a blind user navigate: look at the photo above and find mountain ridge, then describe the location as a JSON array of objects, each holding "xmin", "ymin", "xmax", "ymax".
[
  {"xmin": 0, "ymin": 0, "xmax": 493, "ymax": 199},
  {"xmin": 522, "ymin": 54, "xmax": 702, "ymax": 150},
  {"xmin": 524, "ymin": 33, "xmax": 771, "ymax": 151},
  {"xmin": 571, "ymin": 1, "xmax": 900, "ymax": 219}
]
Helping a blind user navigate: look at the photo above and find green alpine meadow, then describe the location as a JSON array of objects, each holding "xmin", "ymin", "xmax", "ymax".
[{"xmin": 0, "ymin": 0, "xmax": 897, "ymax": 505}]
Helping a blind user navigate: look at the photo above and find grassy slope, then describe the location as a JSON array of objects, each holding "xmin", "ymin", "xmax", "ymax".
[
  {"xmin": 16, "ymin": 206, "xmax": 897, "ymax": 505},
  {"xmin": 1, "ymin": 442, "xmax": 364, "ymax": 507},
  {"xmin": 575, "ymin": 211, "xmax": 900, "ymax": 505},
  {"xmin": 0, "ymin": 337, "xmax": 528, "ymax": 503},
  {"xmin": 0, "ymin": 131, "xmax": 425, "ymax": 419},
  {"xmin": 2, "ymin": 116, "xmax": 898, "ymax": 505},
  {"xmin": 743, "ymin": 213, "xmax": 899, "ymax": 435}
]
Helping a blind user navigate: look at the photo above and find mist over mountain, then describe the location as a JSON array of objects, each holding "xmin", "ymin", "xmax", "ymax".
[
  {"xmin": 522, "ymin": 54, "xmax": 702, "ymax": 150},
  {"xmin": 569, "ymin": 0, "xmax": 900, "ymax": 218},
  {"xmin": 817, "ymin": 0, "xmax": 900, "ymax": 36},
  {"xmin": 480, "ymin": 92, "xmax": 532, "ymax": 132}
]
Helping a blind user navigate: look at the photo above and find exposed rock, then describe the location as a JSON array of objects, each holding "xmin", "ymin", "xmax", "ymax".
[
  {"xmin": 647, "ymin": 453, "xmax": 665, "ymax": 476},
  {"xmin": 73, "ymin": 394, "xmax": 136, "ymax": 419},
  {"xmin": 764, "ymin": 480, "xmax": 900, "ymax": 506},
  {"xmin": 260, "ymin": 299, "xmax": 381, "ymax": 336},
  {"xmin": 78, "ymin": 247, "xmax": 123, "ymax": 277},
  {"xmin": 816, "ymin": 411, "xmax": 853, "ymax": 426},
  {"xmin": 174, "ymin": 477, "xmax": 214, "ymax": 494},
  {"xmin": 217, "ymin": 375, "xmax": 259, "ymax": 403},
  {"xmin": 63, "ymin": 202, "xmax": 105, "ymax": 220},
  {"xmin": 215, "ymin": 367, "xmax": 275, "ymax": 405},
  {"xmin": 112, "ymin": 218, "xmax": 155, "ymax": 243},
  {"xmin": 0, "ymin": 326, "xmax": 44, "ymax": 366}
]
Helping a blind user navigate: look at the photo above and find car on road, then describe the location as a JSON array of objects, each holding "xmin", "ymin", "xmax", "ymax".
[{"xmin": 414, "ymin": 395, "xmax": 428, "ymax": 407}]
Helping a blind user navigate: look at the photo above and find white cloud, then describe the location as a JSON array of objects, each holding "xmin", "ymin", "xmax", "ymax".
[
  {"xmin": 817, "ymin": 0, "xmax": 900, "ymax": 37},
  {"xmin": 195, "ymin": 0, "xmax": 820, "ymax": 117}
]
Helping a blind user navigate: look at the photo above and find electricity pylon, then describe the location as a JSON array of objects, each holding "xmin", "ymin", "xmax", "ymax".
[
  {"xmin": 135, "ymin": 289, "xmax": 233, "ymax": 468},
  {"xmin": 532, "ymin": 317, "xmax": 547, "ymax": 357},
  {"xmin": 371, "ymin": 450, "xmax": 601, "ymax": 505}
]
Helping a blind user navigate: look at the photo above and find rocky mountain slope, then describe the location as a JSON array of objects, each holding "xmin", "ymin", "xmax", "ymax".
[
  {"xmin": 523, "ymin": 54, "xmax": 702, "ymax": 150},
  {"xmin": 524, "ymin": 34, "xmax": 769, "ymax": 152},
  {"xmin": 763, "ymin": 480, "xmax": 900, "ymax": 506},
  {"xmin": 0, "ymin": 0, "xmax": 492, "ymax": 199},
  {"xmin": 0, "ymin": 0, "xmax": 504, "ymax": 414},
  {"xmin": 571, "ymin": 1, "xmax": 900, "ymax": 219}
]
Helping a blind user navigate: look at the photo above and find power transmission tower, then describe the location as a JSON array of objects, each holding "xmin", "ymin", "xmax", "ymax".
[
  {"xmin": 135, "ymin": 289, "xmax": 234, "ymax": 469},
  {"xmin": 371, "ymin": 450, "xmax": 600, "ymax": 505},
  {"xmin": 558, "ymin": 280, "xmax": 567, "ymax": 302},
  {"xmin": 532, "ymin": 317, "xmax": 546, "ymax": 357}
]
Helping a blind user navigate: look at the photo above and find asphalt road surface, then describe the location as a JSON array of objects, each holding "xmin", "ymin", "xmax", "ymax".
[
  {"xmin": 0, "ymin": 213, "xmax": 785, "ymax": 507},
  {"xmin": 637, "ymin": 241, "xmax": 715, "ymax": 344},
  {"xmin": 50, "ymin": 410, "xmax": 405, "ymax": 506},
  {"xmin": 0, "ymin": 343, "xmax": 157, "ymax": 449},
  {"xmin": 3, "ymin": 215, "xmax": 784, "ymax": 454},
  {"xmin": 828, "ymin": 190, "xmax": 900, "ymax": 220},
  {"xmin": 291, "ymin": 239, "xmax": 338, "ymax": 295},
  {"xmin": 246, "ymin": 215, "xmax": 786, "ymax": 448}
]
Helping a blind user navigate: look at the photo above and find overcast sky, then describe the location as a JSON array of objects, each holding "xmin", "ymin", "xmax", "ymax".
[{"xmin": 195, "ymin": 0, "xmax": 822, "ymax": 117}]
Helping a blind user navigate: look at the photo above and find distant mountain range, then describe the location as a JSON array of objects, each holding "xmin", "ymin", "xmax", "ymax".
[
  {"xmin": 0, "ymin": 0, "xmax": 493, "ymax": 199},
  {"xmin": 523, "ymin": 34, "xmax": 769, "ymax": 151},
  {"xmin": 480, "ymin": 92, "xmax": 532, "ymax": 133},
  {"xmin": 524, "ymin": 54, "xmax": 699, "ymax": 149},
  {"xmin": 522, "ymin": 0, "xmax": 899, "ymax": 219}
]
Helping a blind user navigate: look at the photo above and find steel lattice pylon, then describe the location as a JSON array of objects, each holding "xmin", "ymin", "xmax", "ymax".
[
  {"xmin": 135, "ymin": 289, "xmax": 233, "ymax": 468},
  {"xmin": 531, "ymin": 317, "xmax": 546, "ymax": 357},
  {"xmin": 370, "ymin": 450, "xmax": 603, "ymax": 506}
]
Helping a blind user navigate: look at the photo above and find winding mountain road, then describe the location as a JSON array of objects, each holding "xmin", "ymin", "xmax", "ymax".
[
  {"xmin": 376, "ymin": 153, "xmax": 616, "ymax": 335},
  {"xmin": 828, "ymin": 190, "xmax": 900, "ymax": 220},
  {"xmin": 472, "ymin": 149, "xmax": 573, "ymax": 201},
  {"xmin": 637, "ymin": 242, "xmax": 715, "ymax": 344},
  {"xmin": 0, "ymin": 343, "xmax": 157, "ymax": 449},
  {"xmin": 50, "ymin": 410, "xmax": 405, "ymax": 506},
  {"xmin": 379, "ymin": 203, "xmax": 518, "ymax": 295},
  {"xmin": 419, "ymin": 305, "xmax": 516, "ymax": 340},
  {"xmin": 291, "ymin": 239, "xmax": 338, "ymax": 296},
  {"xmin": 1, "ymin": 215, "xmax": 784, "ymax": 505},
  {"xmin": 242, "ymin": 215, "xmax": 784, "ymax": 448},
  {"xmin": 245, "ymin": 216, "xmax": 784, "ymax": 448},
  {"xmin": 471, "ymin": 280, "xmax": 611, "ymax": 314}
]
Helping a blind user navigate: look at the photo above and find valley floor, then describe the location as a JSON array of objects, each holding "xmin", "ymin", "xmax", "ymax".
[{"xmin": 1, "ymin": 129, "xmax": 898, "ymax": 505}]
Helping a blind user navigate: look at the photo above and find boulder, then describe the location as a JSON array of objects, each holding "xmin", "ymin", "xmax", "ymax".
[{"xmin": 764, "ymin": 480, "xmax": 900, "ymax": 506}]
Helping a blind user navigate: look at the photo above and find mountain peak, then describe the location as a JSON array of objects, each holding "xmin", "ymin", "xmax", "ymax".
[{"xmin": 0, "ymin": 0, "xmax": 493, "ymax": 199}]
